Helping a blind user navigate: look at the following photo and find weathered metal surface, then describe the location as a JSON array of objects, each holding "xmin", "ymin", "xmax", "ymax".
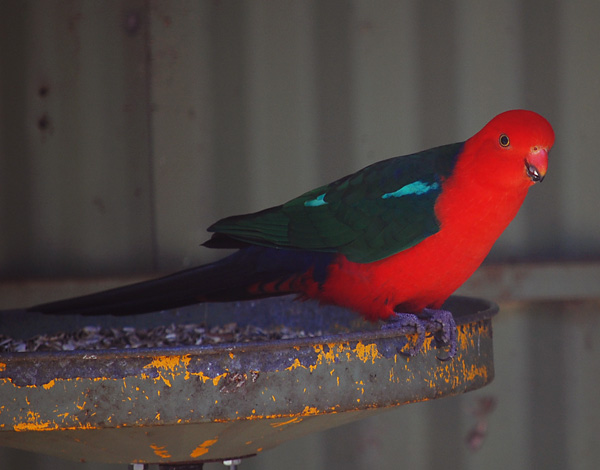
[{"xmin": 0, "ymin": 296, "xmax": 496, "ymax": 464}]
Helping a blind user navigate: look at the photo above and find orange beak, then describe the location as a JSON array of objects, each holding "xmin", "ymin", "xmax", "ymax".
[{"xmin": 525, "ymin": 148, "xmax": 548, "ymax": 182}]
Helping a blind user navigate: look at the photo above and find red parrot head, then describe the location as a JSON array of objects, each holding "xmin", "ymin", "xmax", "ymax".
[{"xmin": 468, "ymin": 109, "xmax": 555, "ymax": 189}]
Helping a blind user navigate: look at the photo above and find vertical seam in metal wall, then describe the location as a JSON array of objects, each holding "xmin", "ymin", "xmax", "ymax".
[{"xmin": 142, "ymin": 0, "xmax": 159, "ymax": 271}]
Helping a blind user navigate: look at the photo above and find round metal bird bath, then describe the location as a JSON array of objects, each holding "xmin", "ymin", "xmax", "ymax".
[{"xmin": 0, "ymin": 295, "xmax": 497, "ymax": 465}]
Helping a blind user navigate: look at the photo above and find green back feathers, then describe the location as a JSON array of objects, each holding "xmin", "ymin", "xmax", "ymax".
[{"xmin": 207, "ymin": 142, "xmax": 463, "ymax": 263}]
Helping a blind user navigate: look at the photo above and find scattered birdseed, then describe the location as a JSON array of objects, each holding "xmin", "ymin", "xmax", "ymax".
[{"xmin": 0, "ymin": 323, "xmax": 323, "ymax": 353}]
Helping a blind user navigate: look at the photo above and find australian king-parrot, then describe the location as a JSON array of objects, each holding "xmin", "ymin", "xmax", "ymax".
[{"xmin": 29, "ymin": 109, "xmax": 555, "ymax": 358}]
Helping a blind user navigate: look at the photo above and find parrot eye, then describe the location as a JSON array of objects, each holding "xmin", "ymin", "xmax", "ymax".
[{"xmin": 499, "ymin": 134, "xmax": 510, "ymax": 147}]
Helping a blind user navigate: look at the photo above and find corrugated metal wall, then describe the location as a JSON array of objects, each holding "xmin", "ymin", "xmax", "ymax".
[{"xmin": 0, "ymin": 1, "xmax": 599, "ymax": 469}]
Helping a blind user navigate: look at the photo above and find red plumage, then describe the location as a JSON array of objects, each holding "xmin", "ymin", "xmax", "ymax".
[{"xmin": 296, "ymin": 110, "xmax": 554, "ymax": 320}]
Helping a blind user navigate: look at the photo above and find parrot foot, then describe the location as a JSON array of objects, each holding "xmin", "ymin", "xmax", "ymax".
[
  {"xmin": 383, "ymin": 313, "xmax": 427, "ymax": 356},
  {"xmin": 423, "ymin": 308, "xmax": 458, "ymax": 361},
  {"xmin": 384, "ymin": 309, "xmax": 458, "ymax": 360}
]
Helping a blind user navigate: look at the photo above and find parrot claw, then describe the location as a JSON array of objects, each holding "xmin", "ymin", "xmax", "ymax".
[
  {"xmin": 383, "ymin": 312, "xmax": 427, "ymax": 356},
  {"xmin": 384, "ymin": 309, "xmax": 458, "ymax": 360},
  {"xmin": 423, "ymin": 308, "xmax": 458, "ymax": 361}
]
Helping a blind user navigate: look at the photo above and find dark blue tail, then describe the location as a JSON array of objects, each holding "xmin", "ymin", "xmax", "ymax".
[{"xmin": 29, "ymin": 247, "xmax": 335, "ymax": 316}]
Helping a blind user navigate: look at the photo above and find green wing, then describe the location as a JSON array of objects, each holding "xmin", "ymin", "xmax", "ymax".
[{"xmin": 207, "ymin": 142, "xmax": 463, "ymax": 263}]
